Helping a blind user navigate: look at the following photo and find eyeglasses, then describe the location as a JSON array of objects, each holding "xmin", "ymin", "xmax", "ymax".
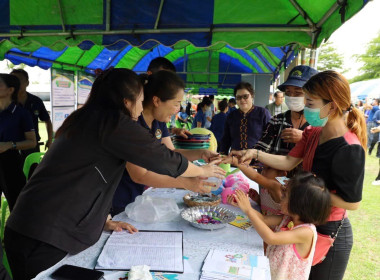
[{"xmin": 236, "ymin": 94, "xmax": 250, "ymax": 101}]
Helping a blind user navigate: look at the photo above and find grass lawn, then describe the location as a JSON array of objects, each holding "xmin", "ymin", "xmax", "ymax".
[{"xmin": 1, "ymin": 123, "xmax": 379, "ymax": 279}]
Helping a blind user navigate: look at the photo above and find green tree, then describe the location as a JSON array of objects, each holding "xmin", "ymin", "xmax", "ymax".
[
  {"xmin": 350, "ymin": 32, "xmax": 380, "ymax": 83},
  {"xmin": 317, "ymin": 41, "xmax": 346, "ymax": 72}
]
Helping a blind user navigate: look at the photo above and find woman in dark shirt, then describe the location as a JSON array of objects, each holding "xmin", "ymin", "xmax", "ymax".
[
  {"xmin": 112, "ymin": 71, "xmax": 220, "ymax": 215},
  {"xmin": 220, "ymin": 82, "xmax": 271, "ymax": 154},
  {"xmin": 0, "ymin": 74, "xmax": 36, "ymax": 210},
  {"xmin": 4, "ymin": 69, "xmax": 224, "ymax": 279},
  {"xmin": 228, "ymin": 71, "xmax": 366, "ymax": 280}
]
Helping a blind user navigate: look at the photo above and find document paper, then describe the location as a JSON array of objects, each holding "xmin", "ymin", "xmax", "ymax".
[{"xmin": 96, "ymin": 231, "xmax": 183, "ymax": 272}]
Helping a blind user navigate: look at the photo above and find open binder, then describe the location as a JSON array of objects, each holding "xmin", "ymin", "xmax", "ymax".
[{"xmin": 95, "ymin": 230, "xmax": 184, "ymax": 273}]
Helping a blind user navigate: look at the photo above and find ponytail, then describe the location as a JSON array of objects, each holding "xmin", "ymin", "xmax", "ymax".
[{"xmin": 347, "ymin": 106, "xmax": 367, "ymax": 150}]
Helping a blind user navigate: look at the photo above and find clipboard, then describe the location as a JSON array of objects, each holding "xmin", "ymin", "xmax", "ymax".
[{"xmin": 95, "ymin": 230, "xmax": 184, "ymax": 273}]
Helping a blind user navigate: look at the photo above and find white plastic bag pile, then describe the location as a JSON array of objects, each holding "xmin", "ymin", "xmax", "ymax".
[{"xmin": 125, "ymin": 195, "xmax": 180, "ymax": 223}]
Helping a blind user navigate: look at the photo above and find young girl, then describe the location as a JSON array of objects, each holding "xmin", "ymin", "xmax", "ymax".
[{"xmin": 229, "ymin": 172, "xmax": 331, "ymax": 280}]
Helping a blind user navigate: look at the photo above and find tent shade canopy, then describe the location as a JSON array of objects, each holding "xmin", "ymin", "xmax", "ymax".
[
  {"xmin": 0, "ymin": 0, "xmax": 368, "ymax": 52},
  {"xmin": 350, "ymin": 79, "xmax": 380, "ymax": 101},
  {"xmin": 4, "ymin": 44, "xmax": 298, "ymax": 87}
]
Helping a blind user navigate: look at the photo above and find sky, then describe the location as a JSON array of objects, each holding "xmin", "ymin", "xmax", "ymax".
[
  {"xmin": 328, "ymin": 0, "xmax": 380, "ymax": 78},
  {"xmin": 0, "ymin": 1, "xmax": 379, "ymax": 83}
]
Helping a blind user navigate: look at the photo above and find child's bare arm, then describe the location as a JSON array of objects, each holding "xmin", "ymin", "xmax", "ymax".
[{"xmin": 235, "ymin": 190, "xmax": 313, "ymax": 245}]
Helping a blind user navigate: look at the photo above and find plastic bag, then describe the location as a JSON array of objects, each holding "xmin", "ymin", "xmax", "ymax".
[{"xmin": 125, "ymin": 195, "xmax": 180, "ymax": 223}]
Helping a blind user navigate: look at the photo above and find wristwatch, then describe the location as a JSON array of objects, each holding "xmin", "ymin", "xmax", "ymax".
[{"xmin": 11, "ymin": 141, "xmax": 17, "ymax": 150}]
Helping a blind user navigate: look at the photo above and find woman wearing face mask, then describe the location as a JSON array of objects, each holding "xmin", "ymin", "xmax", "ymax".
[
  {"xmin": 220, "ymin": 82, "xmax": 271, "ymax": 155},
  {"xmin": 253, "ymin": 65, "xmax": 318, "ymax": 215},
  {"xmin": 110, "ymin": 71, "xmax": 223, "ymax": 216},
  {"xmin": 228, "ymin": 70, "xmax": 366, "ymax": 280}
]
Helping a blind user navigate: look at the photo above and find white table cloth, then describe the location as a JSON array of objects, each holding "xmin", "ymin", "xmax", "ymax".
[{"xmin": 35, "ymin": 176, "xmax": 271, "ymax": 280}]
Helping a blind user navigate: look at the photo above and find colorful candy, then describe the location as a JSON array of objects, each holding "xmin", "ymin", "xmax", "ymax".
[{"xmin": 196, "ymin": 215, "xmax": 222, "ymax": 224}]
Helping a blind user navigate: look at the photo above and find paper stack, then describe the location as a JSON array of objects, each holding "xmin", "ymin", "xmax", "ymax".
[{"xmin": 200, "ymin": 249, "xmax": 269, "ymax": 280}]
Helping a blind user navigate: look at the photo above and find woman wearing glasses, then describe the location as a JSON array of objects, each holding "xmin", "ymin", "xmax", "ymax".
[{"xmin": 220, "ymin": 82, "xmax": 271, "ymax": 154}]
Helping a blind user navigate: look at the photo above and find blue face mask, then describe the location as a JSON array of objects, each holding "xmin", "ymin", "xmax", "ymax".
[{"xmin": 304, "ymin": 103, "xmax": 331, "ymax": 127}]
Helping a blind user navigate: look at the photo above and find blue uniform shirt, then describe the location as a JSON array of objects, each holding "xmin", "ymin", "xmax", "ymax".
[
  {"xmin": 20, "ymin": 93, "xmax": 50, "ymax": 141},
  {"xmin": 368, "ymin": 105, "xmax": 379, "ymax": 122},
  {"xmin": 0, "ymin": 103, "xmax": 34, "ymax": 142},
  {"xmin": 112, "ymin": 114, "xmax": 169, "ymax": 212},
  {"xmin": 210, "ymin": 112, "xmax": 227, "ymax": 142},
  {"xmin": 192, "ymin": 110, "xmax": 206, "ymax": 128},
  {"xmin": 178, "ymin": 111, "xmax": 188, "ymax": 120}
]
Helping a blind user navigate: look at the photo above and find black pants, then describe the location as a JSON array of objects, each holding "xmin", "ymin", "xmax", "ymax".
[
  {"xmin": 4, "ymin": 227, "xmax": 67, "ymax": 280},
  {"xmin": 0, "ymin": 150, "xmax": 26, "ymax": 210},
  {"xmin": 309, "ymin": 218, "xmax": 353, "ymax": 280}
]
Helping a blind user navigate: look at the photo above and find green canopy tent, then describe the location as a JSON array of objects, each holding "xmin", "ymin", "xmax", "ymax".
[
  {"xmin": 0, "ymin": 0, "xmax": 369, "ymax": 92},
  {"xmin": 0, "ymin": 0, "xmax": 368, "ymax": 59}
]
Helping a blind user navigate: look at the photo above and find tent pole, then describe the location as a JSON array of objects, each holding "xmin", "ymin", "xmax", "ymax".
[
  {"xmin": 207, "ymin": 50, "xmax": 212, "ymax": 85},
  {"xmin": 106, "ymin": 0, "xmax": 111, "ymax": 31},
  {"xmin": 154, "ymin": 0, "xmax": 165, "ymax": 29},
  {"xmin": 316, "ymin": 1, "xmax": 345, "ymax": 28},
  {"xmin": 288, "ymin": 0, "xmax": 316, "ymax": 30},
  {"xmin": 57, "ymin": 0, "xmax": 66, "ymax": 32},
  {"xmin": 301, "ymin": 48, "xmax": 306, "ymax": 65},
  {"xmin": 0, "ymin": 26, "xmax": 312, "ymax": 38},
  {"xmin": 309, "ymin": 48, "xmax": 317, "ymax": 68}
]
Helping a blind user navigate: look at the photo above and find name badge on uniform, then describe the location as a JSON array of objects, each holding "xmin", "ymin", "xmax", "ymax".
[{"xmin": 155, "ymin": 129, "xmax": 162, "ymax": 139}]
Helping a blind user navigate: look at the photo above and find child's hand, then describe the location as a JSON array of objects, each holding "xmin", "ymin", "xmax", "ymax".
[
  {"xmin": 227, "ymin": 194, "xmax": 238, "ymax": 206},
  {"xmin": 248, "ymin": 189, "xmax": 260, "ymax": 204},
  {"xmin": 234, "ymin": 190, "xmax": 252, "ymax": 214}
]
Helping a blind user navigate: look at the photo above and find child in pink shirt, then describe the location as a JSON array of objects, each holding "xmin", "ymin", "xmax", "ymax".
[{"xmin": 230, "ymin": 172, "xmax": 331, "ymax": 280}]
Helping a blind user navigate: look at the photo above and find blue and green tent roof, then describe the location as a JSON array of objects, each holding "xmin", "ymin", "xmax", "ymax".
[
  {"xmin": 4, "ymin": 44, "xmax": 298, "ymax": 88},
  {"xmin": 0, "ymin": 0, "xmax": 368, "ymax": 50},
  {"xmin": 0, "ymin": 0, "xmax": 369, "ymax": 88}
]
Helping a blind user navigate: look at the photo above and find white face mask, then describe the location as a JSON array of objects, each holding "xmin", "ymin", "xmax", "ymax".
[{"xmin": 285, "ymin": 96, "xmax": 305, "ymax": 112}]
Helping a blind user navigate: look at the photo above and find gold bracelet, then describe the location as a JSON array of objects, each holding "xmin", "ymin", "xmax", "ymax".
[{"xmin": 256, "ymin": 149, "xmax": 259, "ymax": 160}]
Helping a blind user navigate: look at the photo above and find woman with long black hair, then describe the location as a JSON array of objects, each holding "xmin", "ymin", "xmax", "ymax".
[{"xmin": 4, "ymin": 68, "xmax": 224, "ymax": 279}]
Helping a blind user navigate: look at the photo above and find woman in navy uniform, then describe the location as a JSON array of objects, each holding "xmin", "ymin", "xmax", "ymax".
[
  {"xmin": 0, "ymin": 74, "xmax": 36, "ymax": 210},
  {"xmin": 112, "ymin": 71, "xmax": 220, "ymax": 216}
]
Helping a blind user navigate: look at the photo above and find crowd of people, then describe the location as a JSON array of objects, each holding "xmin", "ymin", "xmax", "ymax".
[{"xmin": 0, "ymin": 58, "xmax": 369, "ymax": 280}]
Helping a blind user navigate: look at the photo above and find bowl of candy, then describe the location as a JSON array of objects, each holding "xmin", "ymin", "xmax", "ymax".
[{"xmin": 181, "ymin": 205, "xmax": 236, "ymax": 230}]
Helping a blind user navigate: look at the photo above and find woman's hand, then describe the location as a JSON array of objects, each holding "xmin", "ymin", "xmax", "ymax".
[
  {"xmin": 229, "ymin": 149, "xmax": 256, "ymax": 164},
  {"xmin": 200, "ymin": 150, "xmax": 220, "ymax": 163},
  {"xmin": 181, "ymin": 177, "xmax": 210, "ymax": 193},
  {"xmin": 234, "ymin": 190, "xmax": 253, "ymax": 214},
  {"xmin": 200, "ymin": 159, "xmax": 225, "ymax": 179},
  {"xmin": 281, "ymin": 128, "xmax": 303, "ymax": 143},
  {"xmin": 221, "ymin": 155, "xmax": 243, "ymax": 166},
  {"xmin": 104, "ymin": 220, "xmax": 139, "ymax": 233},
  {"xmin": 172, "ymin": 128, "xmax": 192, "ymax": 139}
]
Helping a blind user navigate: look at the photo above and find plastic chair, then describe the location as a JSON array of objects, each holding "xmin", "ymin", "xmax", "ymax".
[
  {"xmin": 23, "ymin": 152, "xmax": 45, "ymax": 179},
  {"xmin": 1, "ymin": 197, "xmax": 8, "ymax": 241},
  {"xmin": 1, "ymin": 197, "xmax": 12, "ymax": 278}
]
